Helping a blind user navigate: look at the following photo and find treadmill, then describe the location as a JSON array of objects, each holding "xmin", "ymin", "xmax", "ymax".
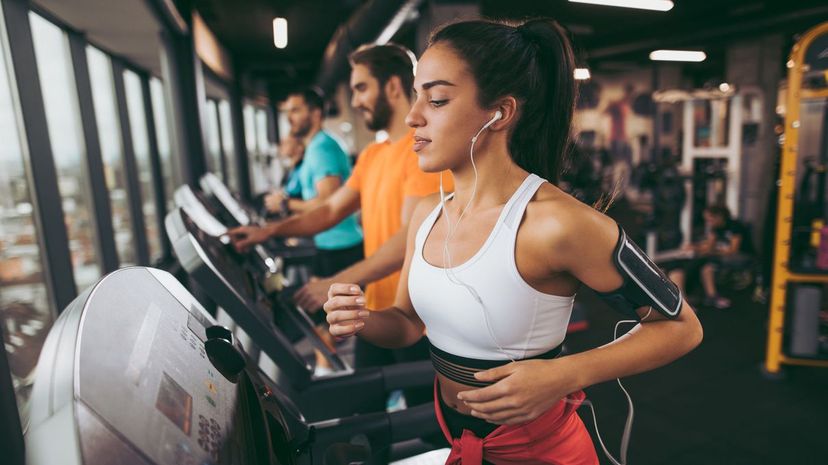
[
  {"xmin": 165, "ymin": 207, "xmax": 435, "ymax": 421},
  {"xmin": 23, "ymin": 267, "xmax": 439, "ymax": 465},
  {"xmin": 174, "ymin": 184, "xmax": 312, "ymax": 293},
  {"xmin": 198, "ymin": 173, "xmax": 316, "ymax": 262},
  {"xmin": 172, "ymin": 184, "xmax": 322, "ymax": 343},
  {"xmin": 174, "ymin": 185, "xmax": 287, "ymax": 289},
  {"xmin": 200, "ymin": 172, "xmax": 260, "ymax": 226}
]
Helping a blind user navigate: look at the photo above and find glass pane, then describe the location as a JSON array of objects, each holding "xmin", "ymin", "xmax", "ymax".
[
  {"xmin": 255, "ymin": 108, "xmax": 269, "ymax": 154},
  {"xmin": 218, "ymin": 100, "xmax": 238, "ymax": 191},
  {"xmin": 150, "ymin": 78, "xmax": 176, "ymax": 212},
  {"xmin": 245, "ymin": 104, "xmax": 266, "ymax": 193},
  {"xmin": 243, "ymin": 103, "xmax": 256, "ymax": 153},
  {"xmin": 252, "ymin": 108, "xmax": 272, "ymax": 193},
  {"xmin": 204, "ymin": 99, "xmax": 222, "ymax": 177},
  {"xmin": 0, "ymin": 7, "xmax": 54, "ymax": 430},
  {"xmin": 29, "ymin": 12, "xmax": 100, "ymax": 291},
  {"xmin": 123, "ymin": 70, "xmax": 161, "ymax": 262},
  {"xmin": 86, "ymin": 46, "xmax": 135, "ymax": 266}
]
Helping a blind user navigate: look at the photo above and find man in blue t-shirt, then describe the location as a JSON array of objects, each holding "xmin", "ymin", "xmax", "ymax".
[{"xmin": 268, "ymin": 89, "xmax": 363, "ymax": 277}]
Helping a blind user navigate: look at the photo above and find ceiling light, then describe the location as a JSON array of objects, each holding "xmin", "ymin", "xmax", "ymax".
[
  {"xmin": 569, "ymin": 0, "xmax": 674, "ymax": 11},
  {"xmin": 649, "ymin": 50, "xmax": 707, "ymax": 62},
  {"xmin": 574, "ymin": 68, "xmax": 591, "ymax": 80},
  {"xmin": 273, "ymin": 18, "xmax": 287, "ymax": 49}
]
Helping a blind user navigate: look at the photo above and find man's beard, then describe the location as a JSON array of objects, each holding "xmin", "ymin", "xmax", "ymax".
[
  {"xmin": 291, "ymin": 119, "xmax": 311, "ymax": 138},
  {"xmin": 364, "ymin": 91, "xmax": 392, "ymax": 131}
]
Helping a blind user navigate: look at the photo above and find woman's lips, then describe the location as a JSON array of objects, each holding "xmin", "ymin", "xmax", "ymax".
[{"xmin": 413, "ymin": 136, "xmax": 431, "ymax": 152}]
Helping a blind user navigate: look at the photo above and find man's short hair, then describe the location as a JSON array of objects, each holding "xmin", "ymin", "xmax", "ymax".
[
  {"xmin": 288, "ymin": 87, "xmax": 325, "ymax": 113},
  {"xmin": 348, "ymin": 43, "xmax": 416, "ymax": 99}
]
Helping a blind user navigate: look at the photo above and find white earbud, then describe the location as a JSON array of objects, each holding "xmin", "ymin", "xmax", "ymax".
[
  {"xmin": 485, "ymin": 110, "xmax": 503, "ymax": 129},
  {"xmin": 471, "ymin": 111, "xmax": 502, "ymax": 142}
]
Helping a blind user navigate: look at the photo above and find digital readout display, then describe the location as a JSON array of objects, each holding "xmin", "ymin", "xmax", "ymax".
[{"xmin": 155, "ymin": 372, "xmax": 192, "ymax": 435}]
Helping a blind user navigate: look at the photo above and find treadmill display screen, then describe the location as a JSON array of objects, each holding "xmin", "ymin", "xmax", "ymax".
[{"xmin": 155, "ymin": 372, "xmax": 193, "ymax": 435}]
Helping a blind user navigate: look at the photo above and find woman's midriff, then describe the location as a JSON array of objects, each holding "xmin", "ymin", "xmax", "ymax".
[{"xmin": 437, "ymin": 372, "xmax": 483, "ymax": 416}]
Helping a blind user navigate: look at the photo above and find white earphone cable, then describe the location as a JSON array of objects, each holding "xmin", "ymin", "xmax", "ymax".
[{"xmin": 439, "ymin": 119, "xmax": 513, "ymax": 361}]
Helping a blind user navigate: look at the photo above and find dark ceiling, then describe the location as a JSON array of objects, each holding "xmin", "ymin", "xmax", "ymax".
[
  {"xmin": 195, "ymin": 0, "xmax": 366, "ymax": 91},
  {"xmin": 195, "ymin": 0, "xmax": 828, "ymax": 98}
]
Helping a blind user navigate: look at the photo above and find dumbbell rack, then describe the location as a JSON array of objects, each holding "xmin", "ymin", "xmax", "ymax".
[{"xmin": 765, "ymin": 21, "xmax": 828, "ymax": 375}]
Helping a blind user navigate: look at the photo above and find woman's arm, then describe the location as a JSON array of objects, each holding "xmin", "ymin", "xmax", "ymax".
[
  {"xmin": 555, "ymin": 209, "xmax": 703, "ymax": 387},
  {"xmin": 323, "ymin": 195, "xmax": 439, "ymax": 348}
]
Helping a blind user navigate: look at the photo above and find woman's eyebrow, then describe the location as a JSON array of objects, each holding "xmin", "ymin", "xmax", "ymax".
[{"xmin": 420, "ymin": 79, "xmax": 457, "ymax": 90}]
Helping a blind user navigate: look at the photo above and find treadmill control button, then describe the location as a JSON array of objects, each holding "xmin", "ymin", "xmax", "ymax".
[{"xmin": 204, "ymin": 326, "xmax": 245, "ymax": 382}]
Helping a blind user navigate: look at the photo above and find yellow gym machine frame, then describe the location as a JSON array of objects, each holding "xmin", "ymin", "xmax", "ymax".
[{"xmin": 765, "ymin": 21, "xmax": 828, "ymax": 374}]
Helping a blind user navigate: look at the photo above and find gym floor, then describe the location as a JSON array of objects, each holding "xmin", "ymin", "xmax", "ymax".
[{"xmin": 570, "ymin": 286, "xmax": 828, "ymax": 465}]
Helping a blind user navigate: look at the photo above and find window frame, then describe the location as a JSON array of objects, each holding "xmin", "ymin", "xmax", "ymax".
[{"xmin": 1, "ymin": 0, "xmax": 184, "ymax": 307}]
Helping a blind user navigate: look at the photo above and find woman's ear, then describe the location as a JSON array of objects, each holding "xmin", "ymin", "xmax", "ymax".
[{"xmin": 490, "ymin": 96, "xmax": 518, "ymax": 130}]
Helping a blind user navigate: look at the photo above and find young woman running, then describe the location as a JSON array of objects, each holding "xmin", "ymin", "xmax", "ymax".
[{"xmin": 324, "ymin": 18, "xmax": 703, "ymax": 464}]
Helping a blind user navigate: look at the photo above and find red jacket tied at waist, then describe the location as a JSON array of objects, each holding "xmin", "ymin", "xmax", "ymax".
[{"xmin": 435, "ymin": 384, "xmax": 599, "ymax": 465}]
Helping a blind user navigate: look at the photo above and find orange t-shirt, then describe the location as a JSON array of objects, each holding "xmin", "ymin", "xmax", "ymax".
[{"xmin": 346, "ymin": 130, "xmax": 453, "ymax": 309}]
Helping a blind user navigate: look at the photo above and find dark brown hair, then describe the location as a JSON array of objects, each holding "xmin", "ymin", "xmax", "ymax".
[
  {"xmin": 348, "ymin": 43, "xmax": 415, "ymax": 100},
  {"xmin": 429, "ymin": 19, "xmax": 576, "ymax": 183}
]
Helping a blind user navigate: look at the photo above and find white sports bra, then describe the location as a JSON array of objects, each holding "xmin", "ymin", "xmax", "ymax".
[{"xmin": 408, "ymin": 173, "xmax": 575, "ymax": 361}]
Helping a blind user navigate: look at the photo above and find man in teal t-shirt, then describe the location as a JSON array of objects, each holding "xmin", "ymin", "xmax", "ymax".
[{"xmin": 275, "ymin": 89, "xmax": 363, "ymax": 277}]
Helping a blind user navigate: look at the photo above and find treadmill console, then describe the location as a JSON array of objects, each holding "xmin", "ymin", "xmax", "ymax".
[
  {"xmin": 173, "ymin": 185, "xmax": 229, "ymax": 237},
  {"xmin": 25, "ymin": 268, "xmax": 299, "ymax": 465},
  {"xmin": 200, "ymin": 173, "xmax": 254, "ymax": 226}
]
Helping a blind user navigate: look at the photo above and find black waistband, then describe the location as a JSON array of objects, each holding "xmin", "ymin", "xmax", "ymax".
[
  {"xmin": 436, "ymin": 381, "xmax": 499, "ymax": 439},
  {"xmin": 428, "ymin": 341, "xmax": 563, "ymax": 387}
]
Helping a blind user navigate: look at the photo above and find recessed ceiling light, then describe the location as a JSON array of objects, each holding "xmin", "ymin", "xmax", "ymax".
[
  {"xmin": 273, "ymin": 18, "xmax": 287, "ymax": 49},
  {"xmin": 649, "ymin": 50, "xmax": 707, "ymax": 62},
  {"xmin": 569, "ymin": 0, "xmax": 674, "ymax": 12}
]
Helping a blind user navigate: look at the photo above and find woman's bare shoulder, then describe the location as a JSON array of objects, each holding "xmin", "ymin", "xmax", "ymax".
[{"xmin": 525, "ymin": 183, "xmax": 619, "ymax": 266}]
